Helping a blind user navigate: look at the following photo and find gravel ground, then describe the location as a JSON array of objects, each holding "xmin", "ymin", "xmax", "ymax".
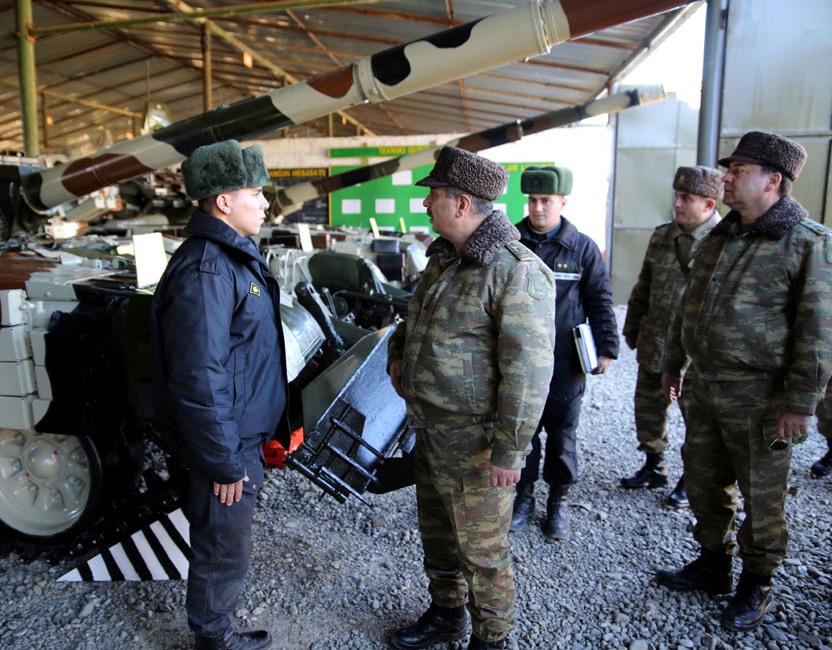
[{"xmin": 2, "ymin": 307, "xmax": 831, "ymax": 650}]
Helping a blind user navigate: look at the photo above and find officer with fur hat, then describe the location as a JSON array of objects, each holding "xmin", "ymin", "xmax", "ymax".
[
  {"xmin": 388, "ymin": 146, "xmax": 557, "ymax": 650},
  {"xmin": 509, "ymin": 165, "xmax": 619, "ymax": 541},
  {"xmin": 151, "ymin": 140, "xmax": 290, "ymax": 650},
  {"xmin": 621, "ymin": 165, "xmax": 722, "ymax": 508},
  {"xmin": 657, "ymin": 132, "xmax": 832, "ymax": 632}
]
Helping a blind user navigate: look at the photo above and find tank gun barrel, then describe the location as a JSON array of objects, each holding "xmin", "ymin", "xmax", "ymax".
[
  {"xmin": 22, "ymin": 0, "xmax": 690, "ymax": 213},
  {"xmin": 274, "ymin": 85, "xmax": 667, "ymax": 216}
]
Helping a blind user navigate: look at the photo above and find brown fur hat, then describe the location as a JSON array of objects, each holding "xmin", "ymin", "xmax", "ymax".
[
  {"xmin": 416, "ymin": 146, "xmax": 508, "ymax": 200},
  {"xmin": 718, "ymin": 131, "xmax": 807, "ymax": 181},
  {"xmin": 673, "ymin": 165, "xmax": 723, "ymax": 199}
]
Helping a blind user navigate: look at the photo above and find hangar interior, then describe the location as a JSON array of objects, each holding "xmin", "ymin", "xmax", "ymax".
[{"xmin": 0, "ymin": 0, "xmax": 830, "ymax": 555}]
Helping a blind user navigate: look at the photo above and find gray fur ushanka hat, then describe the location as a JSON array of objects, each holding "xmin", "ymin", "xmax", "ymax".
[
  {"xmin": 673, "ymin": 165, "xmax": 723, "ymax": 200},
  {"xmin": 415, "ymin": 146, "xmax": 508, "ymax": 200},
  {"xmin": 520, "ymin": 165, "xmax": 573, "ymax": 196},
  {"xmin": 718, "ymin": 130, "xmax": 807, "ymax": 181},
  {"xmin": 182, "ymin": 140, "xmax": 270, "ymax": 200}
]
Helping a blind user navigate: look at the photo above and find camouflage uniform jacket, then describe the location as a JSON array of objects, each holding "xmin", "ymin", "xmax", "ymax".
[
  {"xmin": 387, "ymin": 209, "xmax": 557, "ymax": 470},
  {"xmin": 664, "ymin": 196, "xmax": 832, "ymax": 414},
  {"xmin": 623, "ymin": 212, "xmax": 719, "ymax": 373}
]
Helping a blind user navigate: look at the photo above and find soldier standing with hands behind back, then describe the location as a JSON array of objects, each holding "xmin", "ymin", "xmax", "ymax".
[
  {"xmin": 621, "ymin": 165, "xmax": 722, "ymax": 508},
  {"xmin": 656, "ymin": 131, "xmax": 832, "ymax": 632}
]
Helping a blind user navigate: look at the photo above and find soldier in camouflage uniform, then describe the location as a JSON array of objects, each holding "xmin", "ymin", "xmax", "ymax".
[
  {"xmin": 387, "ymin": 146, "xmax": 556, "ymax": 650},
  {"xmin": 810, "ymin": 385, "xmax": 832, "ymax": 477},
  {"xmin": 620, "ymin": 166, "xmax": 722, "ymax": 508},
  {"xmin": 656, "ymin": 131, "xmax": 832, "ymax": 632}
]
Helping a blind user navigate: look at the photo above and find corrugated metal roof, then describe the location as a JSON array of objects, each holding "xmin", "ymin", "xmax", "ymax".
[{"xmin": 0, "ymin": 0, "xmax": 701, "ymax": 157}]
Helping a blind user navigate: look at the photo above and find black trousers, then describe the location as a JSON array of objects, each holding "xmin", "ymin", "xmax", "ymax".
[
  {"xmin": 185, "ymin": 442, "xmax": 265, "ymax": 638},
  {"xmin": 520, "ymin": 365, "xmax": 586, "ymax": 488}
]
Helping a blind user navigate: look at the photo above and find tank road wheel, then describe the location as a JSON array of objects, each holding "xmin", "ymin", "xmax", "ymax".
[{"xmin": 0, "ymin": 428, "xmax": 103, "ymax": 542}]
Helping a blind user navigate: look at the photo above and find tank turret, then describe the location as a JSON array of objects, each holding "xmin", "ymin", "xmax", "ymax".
[{"xmin": 9, "ymin": 0, "xmax": 690, "ymax": 228}]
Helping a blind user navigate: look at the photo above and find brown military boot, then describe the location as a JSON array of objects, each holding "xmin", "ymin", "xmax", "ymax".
[
  {"xmin": 621, "ymin": 452, "xmax": 669, "ymax": 489},
  {"xmin": 509, "ymin": 481, "xmax": 535, "ymax": 532},
  {"xmin": 655, "ymin": 548, "xmax": 733, "ymax": 595},
  {"xmin": 721, "ymin": 571, "xmax": 774, "ymax": 632}
]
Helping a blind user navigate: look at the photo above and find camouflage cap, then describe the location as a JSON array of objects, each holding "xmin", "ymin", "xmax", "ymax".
[
  {"xmin": 415, "ymin": 146, "xmax": 508, "ymax": 200},
  {"xmin": 182, "ymin": 140, "xmax": 270, "ymax": 200},
  {"xmin": 520, "ymin": 165, "xmax": 573, "ymax": 196},
  {"xmin": 718, "ymin": 130, "xmax": 807, "ymax": 181},
  {"xmin": 673, "ymin": 165, "xmax": 723, "ymax": 200}
]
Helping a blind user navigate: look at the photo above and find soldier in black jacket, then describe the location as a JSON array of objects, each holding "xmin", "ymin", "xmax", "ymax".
[{"xmin": 510, "ymin": 166, "xmax": 619, "ymax": 540}]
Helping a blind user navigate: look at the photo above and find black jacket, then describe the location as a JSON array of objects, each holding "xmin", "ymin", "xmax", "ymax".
[
  {"xmin": 517, "ymin": 216, "xmax": 619, "ymax": 377},
  {"xmin": 151, "ymin": 209, "xmax": 290, "ymax": 483}
]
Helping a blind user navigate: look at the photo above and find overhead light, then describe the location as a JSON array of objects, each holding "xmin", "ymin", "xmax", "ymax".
[
  {"xmin": 141, "ymin": 101, "xmax": 172, "ymax": 133},
  {"xmin": 46, "ymin": 115, "xmax": 54, "ymax": 126},
  {"xmin": 243, "ymin": 52, "xmax": 253, "ymax": 68}
]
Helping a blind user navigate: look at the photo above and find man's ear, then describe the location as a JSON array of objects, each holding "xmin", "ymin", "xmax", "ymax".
[{"xmin": 457, "ymin": 193, "xmax": 472, "ymax": 216}]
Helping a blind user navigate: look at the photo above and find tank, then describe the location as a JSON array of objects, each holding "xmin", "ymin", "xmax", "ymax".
[{"xmin": 0, "ymin": 0, "xmax": 692, "ymax": 558}]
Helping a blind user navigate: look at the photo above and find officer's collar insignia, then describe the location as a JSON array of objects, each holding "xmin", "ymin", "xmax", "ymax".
[{"xmin": 249, "ymin": 282, "xmax": 261, "ymax": 297}]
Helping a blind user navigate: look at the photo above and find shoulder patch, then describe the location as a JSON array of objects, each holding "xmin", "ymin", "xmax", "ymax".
[
  {"xmin": 249, "ymin": 282, "xmax": 261, "ymax": 297},
  {"xmin": 506, "ymin": 240, "xmax": 536, "ymax": 261},
  {"xmin": 527, "ymin": 272, "xmax": 549, "ymax": 300}
]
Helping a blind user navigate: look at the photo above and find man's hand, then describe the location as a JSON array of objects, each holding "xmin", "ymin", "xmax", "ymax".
[
  {"xmin": 213, "ymin": 470, "xmax": 249, "ymax": 506},
  {"xmin": 592, "ymin": 356, "xmax": 612, "ymax": 375},
  {"xmin": 389, "ymin": 359, "xmax": 404, "ymax": 398},
  {"xmin": 777, "ymin": 410, "xmax": 812, "ymax": 439},
  {"xmin": 661, "ymin": 372, "xmax": 682, "ymax": 402},
  {"xmin": 490, "ymin": 464, "xmax": 521, "ymax": 487}
]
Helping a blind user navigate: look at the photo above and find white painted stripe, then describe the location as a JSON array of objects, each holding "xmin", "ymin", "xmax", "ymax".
[
  {"xmin": 109, "ymin": 543, "xmax": 141, "ymax": 581},
  {"xmin": 87, "ymin": 554, "xmax": 112, "ymax": 581},
  {"xmin": 130, "ymin": 530, "xmax": 168, "ymax": 580},
  {"xmin": 57, "ymin": 568, "xmax": 81, "ymax": 582},
  {"xmin": 148, "ymin": 520, "xmax": 189, "ymax": 579}
]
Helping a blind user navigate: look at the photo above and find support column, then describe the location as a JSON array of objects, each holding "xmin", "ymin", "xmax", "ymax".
[
  {"xmin": 202, "ymin": 21, "xmax": 213, "ymax": 112},
  {"xmin": 16, "ymin": 0, "xmax": 39, "ymax": 156}
]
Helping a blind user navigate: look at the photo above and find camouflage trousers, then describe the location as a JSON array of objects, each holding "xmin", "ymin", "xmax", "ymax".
[
  {"xmin": 683, "ymin": 376, "xmax": 792, "ymax": 576},
  {"xmin": 413, "ymin": 418, "xmax": 515, "ymax": 642},
  {"xmin": 633, "ymin": 367, "xmax": 691, "ymax": 454}
]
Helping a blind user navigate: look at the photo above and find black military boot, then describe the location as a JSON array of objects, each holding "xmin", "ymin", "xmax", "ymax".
[
  {"xmin": 665, "ymin": 475, "xmax": 689, "ymax": 509},
  {"xmin": 810, "ymin": 438, "xmax": 832, "ymax": 477},
  {"xmin": 720, "ymin": 571, "xmax": 774, "ymax": 632},
  {"xmin": 509, "ymin": 481, "xmax": 535, "ymax": 532},
  {"xmin": 194, "ymin": 629, "xmax": 272, "ymax": 650},
  {"xmin": 621, "ymin": 452, "xmax": 669, "ymax": 489},
  {"xmin": 543, "ymin": 486, "xmax": 570, "ymax": 541},
  {"xmin": 391, "ymin": 603, "xmax": 469, "ymax": 649},
  {"xmin": 468, "ymin": 635, "xmax": 508, "ymax": 649},
  {"xmin": 654, "ymin": 548, "xmax": 733, "ymax": 595}
]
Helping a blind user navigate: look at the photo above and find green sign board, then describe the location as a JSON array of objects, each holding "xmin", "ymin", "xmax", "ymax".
[{"xmin": 328, "ymin": 161, "xmax": 553, "ymax": 231}]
